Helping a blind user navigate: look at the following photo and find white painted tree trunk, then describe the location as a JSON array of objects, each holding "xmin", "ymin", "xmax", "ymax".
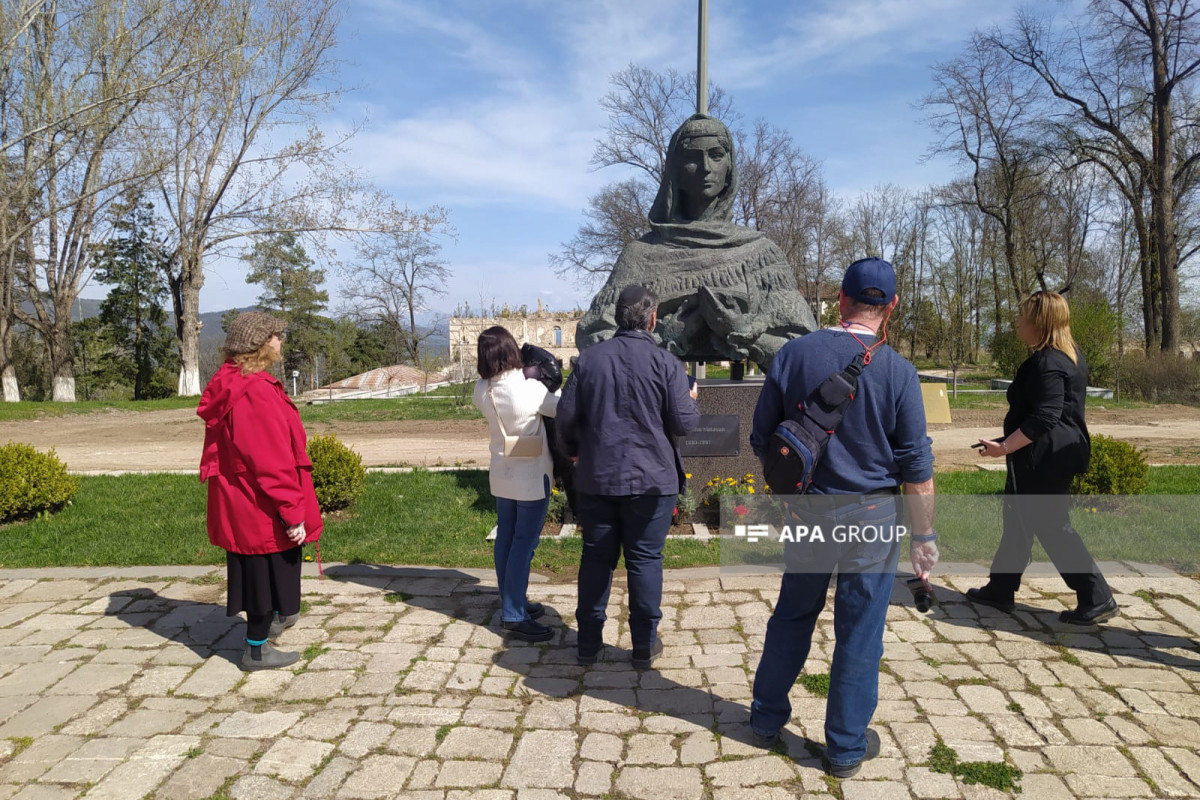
[
  {"xmin": 1, "ymin": 368, "xmax": 18, "ymax": 402},
  {"xmin": 178, "ymin": 364, "xmax": 201, "ymax": 396},
  {"xmin": 52, "ymin": 375, "xmax": 76, "ymax": 402}
]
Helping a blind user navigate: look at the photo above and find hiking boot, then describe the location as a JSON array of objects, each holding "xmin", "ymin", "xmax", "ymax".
[
  {"xmin": 268, "ymin": 612, "xmax": 298, "ymax": 640},
  {"xmin": 631, "ymin": 638, "xmax": 663, "ymax": 670},
  {"xmin": 526, "ymin": 601, "xmax": 545, "ymax": 619},
  {"xmin": 242, "ymin": 642, "xmax": 300, "ymax": 671},
  {"xmin": 503, "ymin": 619, "xmax": 554, "ymax": 643},
  {"xmin": 827, "ymin": 728, "xmax": 881, "ymax": 779}
]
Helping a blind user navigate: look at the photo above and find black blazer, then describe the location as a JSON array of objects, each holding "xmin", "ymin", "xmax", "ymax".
[{"xmin": 1004, "ymin": 346, "xmax": 1091, "ymax": 480}]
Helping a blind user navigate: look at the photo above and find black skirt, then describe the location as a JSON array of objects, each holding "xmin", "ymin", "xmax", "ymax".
[{"xmin": 225, "ymin": 547, "xmax": 303, "ymax": 618}]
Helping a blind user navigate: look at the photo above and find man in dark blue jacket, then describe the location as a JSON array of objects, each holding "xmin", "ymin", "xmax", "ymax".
[{"xmin": 557, "ymin": 284, "xmax": 700, "ymax": 669}]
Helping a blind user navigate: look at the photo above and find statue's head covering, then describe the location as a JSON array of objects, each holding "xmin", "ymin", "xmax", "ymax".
[{"xmin": 649, "ymin": 114, "xmax": 738, "ymax": 225}]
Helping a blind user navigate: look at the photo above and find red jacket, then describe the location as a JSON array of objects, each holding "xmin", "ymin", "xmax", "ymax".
[{"xmin": 198, "ymin": 362, "xmax": 323, "ymax": 554}]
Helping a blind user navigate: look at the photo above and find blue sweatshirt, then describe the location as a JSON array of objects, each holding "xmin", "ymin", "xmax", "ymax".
[{"xmin": 750, "ymin": 329, "xmax": 933, "ymax": 494}]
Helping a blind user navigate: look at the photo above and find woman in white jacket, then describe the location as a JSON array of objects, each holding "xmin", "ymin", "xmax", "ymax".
[{"xmin": 473, "ymin": 327, "xmax": 559, "ymax": 642}]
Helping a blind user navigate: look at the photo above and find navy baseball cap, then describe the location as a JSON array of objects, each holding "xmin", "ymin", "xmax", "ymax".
[{"xmin": 842, "ymin": 257, "xmax": 896, "ymax": 305}]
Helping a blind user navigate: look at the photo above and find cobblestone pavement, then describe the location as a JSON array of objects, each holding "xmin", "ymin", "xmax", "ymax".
[{"xmin": 0, "ymin": 564, "xmax": 1198, "ymax": 799}]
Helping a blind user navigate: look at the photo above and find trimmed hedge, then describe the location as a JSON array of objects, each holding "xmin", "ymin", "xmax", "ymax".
[
  {"xmin": 307, "ymin": 434, "xmax": 366, "ymax": 512},
  {"xmin": 1073, "ymin": 434, "xmax": 1149, "ymax": 495},
  {"xmin": 0, "ymin": 442, "xmax": 78, "ymax": 523}
]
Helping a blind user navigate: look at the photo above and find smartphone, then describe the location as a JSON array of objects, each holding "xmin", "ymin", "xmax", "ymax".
[
  {"xmin": 687, "ymin": 375, "xmax": 697, "ymax": 389},
  {"xmin": 972, "ymin": 441, "xmax": 988, "ymax": 452}
]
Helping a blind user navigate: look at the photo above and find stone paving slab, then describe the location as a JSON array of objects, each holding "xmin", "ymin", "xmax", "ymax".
[{"xmin": 0, "ymin": 567, "xmax": 1196, "ymax": 799}]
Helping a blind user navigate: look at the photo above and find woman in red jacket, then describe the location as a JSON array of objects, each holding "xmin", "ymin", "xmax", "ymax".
[{"xmin": 198, "ymin": 312, "xmax": 323, "ymax": 670}]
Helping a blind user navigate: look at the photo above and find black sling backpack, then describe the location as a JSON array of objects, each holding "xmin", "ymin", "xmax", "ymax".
[{"xmin": 763, "ymin": 349, "xmax": 869, "ymax": 495}]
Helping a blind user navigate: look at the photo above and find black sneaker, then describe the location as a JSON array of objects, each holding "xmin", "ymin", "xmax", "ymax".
[
  {"xmin": 1059, "ymin": 596, "xmax": 1119, "ymax": 625},
  {"xmin": 827, "ymin": 728, "xmax": 881, "ymax": 779},
  {"xmin": 631, "ymin": 638, "xmax": 663, "ymax": 670},
  {"xmin": 750, "ymin": 727, "xmax": 780, "ymax": 748},
  {"xmin": 965, "ymin": 586, "xmax": 1016, "ymax": 613},
  {"xmin": 526, "ymin": 601, "xmax": 545, "ymax": 619},
  {"xmin": 503, "ymin": 619, "xmax": 554, "ymax": 642},
  {"xmin": 577, "ymin": 643, "xmax": 604, "ymax": 666}
]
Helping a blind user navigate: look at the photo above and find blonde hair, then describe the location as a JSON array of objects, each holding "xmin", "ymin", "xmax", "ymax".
[
  {"xmin": 225, "ymin": 341, "xmax": 282, "ymax": 375},
  {"xmin": 1019, "ymin": 291, "xmax": 1078, "ymax": 364}
]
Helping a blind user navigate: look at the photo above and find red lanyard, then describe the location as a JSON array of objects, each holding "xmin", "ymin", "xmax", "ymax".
[{"xmin": 839, "ymin": 308, "xmax": 892, "ymax": 366}]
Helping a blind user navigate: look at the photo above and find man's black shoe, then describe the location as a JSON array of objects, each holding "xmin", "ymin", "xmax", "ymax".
[
  {"xmin": 749, "ymin": 727, "xmax": 780, "ymax": 748},
  {"xmin": 577, "ymin": 643, "xmax": 604, "ymax": 666},
  {"xmin": 827, "ymin": 728, "xmax": 881, "ymax": 779},
  {"xmin": 631, "ymin": 638, "xmax": 663, "ymax": 670},
  {"xmin": 502, "ymin": 619, "xmax": 554, "ymax": 642},
  {"xmin": 965, "ymin": 586, "xmax": 1016, "ymax": 613},
  {"xmin": 1059, "ymin": 596, "xmax": 1119, "ymax": 625},
  {"xmin": 526, "ymin": 601, "xmax": 545, "ymax": 619}
]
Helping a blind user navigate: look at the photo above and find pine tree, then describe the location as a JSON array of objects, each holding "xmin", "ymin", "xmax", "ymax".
[
  {"xmin": 93, "ymin": 196, "xmax": 178, "ymax": 399},
  {"xmin": 242, "ymin": 232, "xmax": 329, "ymax": 390}
]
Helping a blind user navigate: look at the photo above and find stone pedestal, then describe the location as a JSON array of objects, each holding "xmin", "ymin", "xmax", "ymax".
[{"xmin": 678, "ymin": 378, "xmax": 766, "ymax": 524}]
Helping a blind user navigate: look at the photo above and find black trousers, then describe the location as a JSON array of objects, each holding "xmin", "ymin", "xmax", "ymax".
[{"xmin": 988, "ymin": 461, "xmax": 1112, "ymax": 607}]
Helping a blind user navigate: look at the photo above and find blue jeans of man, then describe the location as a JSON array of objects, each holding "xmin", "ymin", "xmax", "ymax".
[
  {"xmin": 750, "ymin": 496, "xmax": 902, "ymax": 769},
  {"xmin": 575, "ymin": 492, "xmax": 675, "ymax": 651},
  {"xmin": 493, "ymin": 476, "xmax": 550, "ymax": 624}
]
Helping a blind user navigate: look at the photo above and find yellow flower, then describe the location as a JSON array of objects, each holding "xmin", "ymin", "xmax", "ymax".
[
  {"xmin": 748, "ymin": 487, "xmax": 755, "ymax": 494},
  {"xmin": 685, "ymin": 473, "xmax": 692, "ymax": 479}
]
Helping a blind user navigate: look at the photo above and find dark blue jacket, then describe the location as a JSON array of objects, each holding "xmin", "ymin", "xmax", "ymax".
[
  {"xmin": 557, "ymin": 328, "xmax": 700, "ymax": 496},
  {"xmin": 750, "ymin": 329, "xmax": 933, "ymax": 494}
]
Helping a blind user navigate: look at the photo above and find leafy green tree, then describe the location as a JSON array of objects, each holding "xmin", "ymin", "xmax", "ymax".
[
  {"xmin": 93, "ymin": 197, "xmax": 179, "ymax": 399},
  {"xmin": 243, "ymin": 232, "xmax": 329, "ymax": 390},
  {"xmin": 1070, "ymin": 293, "xmax": 1118, "ymax": 387}
]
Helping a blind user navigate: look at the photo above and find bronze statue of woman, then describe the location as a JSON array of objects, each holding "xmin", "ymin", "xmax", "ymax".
[{"xmin": 576, "ymin": 113, "xmax": 816, "ymax": 370}]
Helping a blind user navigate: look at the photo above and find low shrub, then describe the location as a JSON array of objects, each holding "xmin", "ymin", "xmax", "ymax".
[
  {"xmin": 1115, "ymin": 351, "xmax": 1200, "ymax": 404},
  {"xmin": 0, "ymin": 442, "xmax": 79, "ymax": 523},
  {"xmin": 307, "ymin": 434, "xmax": 366, "ymax": 512},
  {"xmin": 1072, "ymin": 434, "xmax": 1149, "ymax": 495}
]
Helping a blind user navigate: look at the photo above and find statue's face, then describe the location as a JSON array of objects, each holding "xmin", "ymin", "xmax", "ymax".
[{"xmin": 678, "ymin": 135, "xmax": 730, "ymax": 206}]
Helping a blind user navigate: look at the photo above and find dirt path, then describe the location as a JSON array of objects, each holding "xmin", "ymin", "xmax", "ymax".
[{"xmin": 3, "ymin": 403, "xmax": 1199, "ymax": 472}]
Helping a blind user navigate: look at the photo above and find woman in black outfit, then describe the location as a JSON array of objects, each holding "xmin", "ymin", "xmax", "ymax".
[{"xmin": 969, "ymin": 291, "xmax": 1118, "ymax": 625}]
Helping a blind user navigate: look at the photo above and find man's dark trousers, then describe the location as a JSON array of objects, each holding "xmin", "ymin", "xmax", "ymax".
[{"xmin": 575, "ymin": 492, "xmax": 676, "ymax": 651}]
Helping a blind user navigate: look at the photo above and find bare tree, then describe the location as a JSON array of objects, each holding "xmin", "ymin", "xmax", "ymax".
[
  {"xmin": 146, "ymin": 0, "xmax": 374, "ymax": 395},
  {"xmin": 923, "ymin": 31, "xmax": 1050, "ymax": 303},
  {"xmin": 339, "ymin": 205, "xmax": 453, "ymax": 375},
  {"xmin": 549, "ymin": 179, "xmax": 652, "ymax": 288},
  {"xmin": 990, "ymin": 1, "xmax": 1200, "ymax": 352},
  {"xmin": 4, "ymin": 0, "xmax": 200, "ymax": 401}
]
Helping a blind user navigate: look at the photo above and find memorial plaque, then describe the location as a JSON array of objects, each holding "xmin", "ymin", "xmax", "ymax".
[{"xmin": 679, "ymin": 414, "xmax": 740, "ymax": 457}]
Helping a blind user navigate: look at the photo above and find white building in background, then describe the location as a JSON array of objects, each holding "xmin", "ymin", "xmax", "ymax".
[{"xmin": 449, "ymin": 300, "xmax": 582, "ymax": 372}]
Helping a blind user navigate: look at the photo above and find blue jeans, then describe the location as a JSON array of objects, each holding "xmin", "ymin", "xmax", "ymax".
[
  {"xmin": 750, "ymin": 498, "xmax": 901, "ymax": 768},
  {"xmin": 575, "ymin": 492, "xmax": 675, "ymax": 651},
  {"xmin": 494, "ymin": 476, "xmax": 550, "ymax": 624}
]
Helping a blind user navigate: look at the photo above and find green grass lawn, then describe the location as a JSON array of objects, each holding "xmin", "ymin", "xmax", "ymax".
[
  {"xmin": 2, "ymin": 467, "xmax": 1197, "ymax": 574},
  {"xmin": 299, "ymin": 395, "xmax": 483, "ymax": 424},
  {"xmin": 0, "ymin": 396, "xmax": 199, "ymax": 421},
  {"xmin": 0, "ymin": 389, "xmax": 484, "ymax": 424}
]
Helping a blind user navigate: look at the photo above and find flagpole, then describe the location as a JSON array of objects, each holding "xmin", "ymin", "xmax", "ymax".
[{"xmin": 697, "ymin": 0, "xmax": 708, "ymax": 115}]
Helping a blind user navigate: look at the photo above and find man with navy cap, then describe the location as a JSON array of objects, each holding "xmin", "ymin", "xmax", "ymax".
[{"xmin": 747, "ymin": 257, "xmax": 938, "ymax": 778}]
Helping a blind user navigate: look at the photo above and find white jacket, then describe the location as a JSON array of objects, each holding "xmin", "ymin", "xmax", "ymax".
[{"xmin": 473, "ymin": 369, "xmax": 559, "ymax": 501}]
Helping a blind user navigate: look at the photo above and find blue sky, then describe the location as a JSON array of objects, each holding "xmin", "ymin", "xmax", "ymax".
[{"xmin": 101, "ymin": 0, "xmax": 1035, "ymax": 314}]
